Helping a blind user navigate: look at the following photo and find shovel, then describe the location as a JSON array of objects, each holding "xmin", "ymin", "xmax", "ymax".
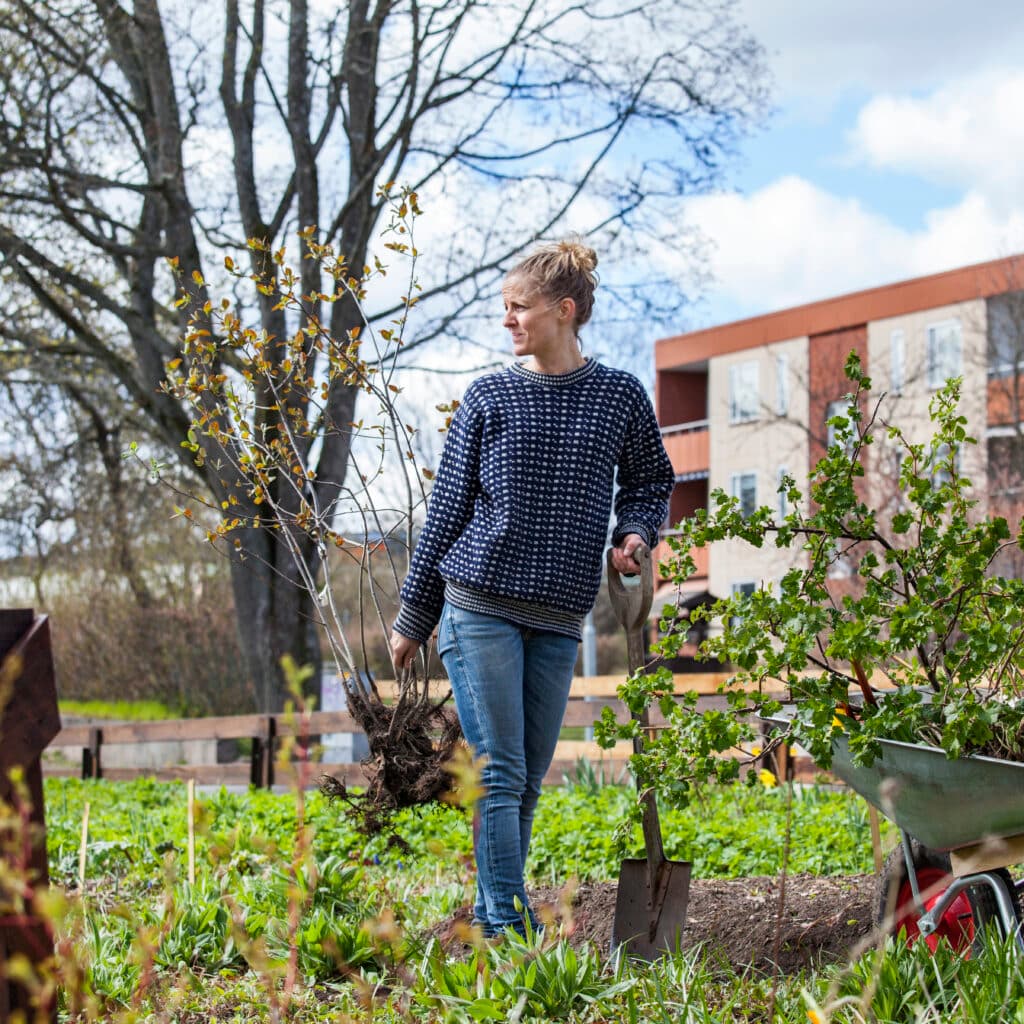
[{"xmin": 607, "ymin": 545, "xmax": 692, "ymax": 960}]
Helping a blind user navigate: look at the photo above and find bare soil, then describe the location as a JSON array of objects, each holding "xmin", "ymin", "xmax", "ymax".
[{"xmin": 431, "ymin": 873, "xmax": 878, "ymax": 974}]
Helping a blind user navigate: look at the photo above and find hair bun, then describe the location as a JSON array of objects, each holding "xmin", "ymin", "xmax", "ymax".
[{"xmin": 557, "ymin": 237, "xmax": 598, "ymax": 274}]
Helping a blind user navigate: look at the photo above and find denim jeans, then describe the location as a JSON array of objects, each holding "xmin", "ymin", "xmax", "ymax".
[{"xmin": 436, "ymin": 602, "xmax": 578, "ymax": 935}]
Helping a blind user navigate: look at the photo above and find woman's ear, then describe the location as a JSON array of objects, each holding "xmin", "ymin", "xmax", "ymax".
[{"xmin": 559, "ymin": 297, "xmax": 577, "ymax": 321}]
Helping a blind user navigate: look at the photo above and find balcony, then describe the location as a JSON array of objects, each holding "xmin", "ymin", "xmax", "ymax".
[{"xmin": 661, "ymin": 419, "xmax": 709, "ymax": 478}]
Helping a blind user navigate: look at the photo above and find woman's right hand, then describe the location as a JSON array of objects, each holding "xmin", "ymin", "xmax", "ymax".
[{"xmin": 390, "ymin": 630, "xmax": 421, "ymax": 674}]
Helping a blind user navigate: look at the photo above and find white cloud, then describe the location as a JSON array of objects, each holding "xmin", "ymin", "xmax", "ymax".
[
  {"xmin": 689, "ymin": 177, "xmax": 1024, "ymax": 321},
  {"xmin": 740, "ymin": 0, "xmax": 1024, "ymax": 105},
  {"xmin": 849, "ymin": 71, "xmax": 1024, "ymax": 213}
]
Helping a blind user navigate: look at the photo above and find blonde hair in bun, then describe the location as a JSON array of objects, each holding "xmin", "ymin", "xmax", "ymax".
[{"xmin": 507, "ymin": 235, "xmax": 599, "ymax": 328}]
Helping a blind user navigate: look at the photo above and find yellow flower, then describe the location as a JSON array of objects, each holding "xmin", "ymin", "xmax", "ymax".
[
  {"xmin": 807, "ymin": 1010, "xmax": 823, "ymax": 1024},
  {"xmin": 757, "ymin": 768, "xmax": 777, "ymax": 788},
  {"xmin": 750, "ymin": 745, "xmax": 762, "ymax": 757}
]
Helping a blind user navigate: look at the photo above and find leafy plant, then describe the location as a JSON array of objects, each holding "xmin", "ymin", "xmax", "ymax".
[{"xmin": 598, "ymin": 352, "xmax": 1024, "ymax": 807}]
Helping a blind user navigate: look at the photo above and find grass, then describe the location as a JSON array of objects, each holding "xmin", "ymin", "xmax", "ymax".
[
  {"xmin": 58, "ymin": 699, "xmax": 178, "ymax": 721},
  {"xmin": 10, "ymin": 773, "xmax": 1023, "ymax": 1021}
]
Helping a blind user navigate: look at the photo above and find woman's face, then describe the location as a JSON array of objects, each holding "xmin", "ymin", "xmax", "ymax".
[{"xmin": 501, "ymin": 275, "xmax": 573, "ymax": 360}]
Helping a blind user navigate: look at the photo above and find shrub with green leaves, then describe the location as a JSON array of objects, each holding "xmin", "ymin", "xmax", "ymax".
[{"xmin": 598, "ymin": 352, "xmax": 1024, "ymax": 808}]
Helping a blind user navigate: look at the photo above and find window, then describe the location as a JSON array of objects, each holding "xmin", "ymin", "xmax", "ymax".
[
  {"xmin": 988, "ymin": 294, "xmax": 1024, "ymax": 377},
  {"xmin": 930, "ymin": 442, "xmax": 959, "ymax": 487},
  {"xmin": 927, "ymin": 320, "xmax": 962, "ymax": 389},
  {"xmin": 890, "ymin": 329, "xmax": 905, "ymax": 394},
  {"xmin": 775, "ymin": 354, "xmax": 789, "ymax": 416},
  {"xmin": 988, "ymin": 433, "xmax": 1024, "ymax": 496},
  {"xmin": 729, "ymin": 580, "xmax": 756, "ymax": 628},
  {"xmin": 776, "ymin": 466, "xmax": 789, "ymax": 520},
  {"xmin": 729, "ymin": 360, "xmax": 759, "ymax": 423},
  {"xmin": 827, "ymin": 552, "xmax": 853, "ymax": 579},
  {"xmin": 731, "ymin": 471, "xmax": 757, "ymax": 518},
  {"xmin": 825, "ymin": 399, "xmax": 856, "ymax": 452}
]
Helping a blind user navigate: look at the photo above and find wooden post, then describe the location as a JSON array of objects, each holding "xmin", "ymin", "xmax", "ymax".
[
  {"xmin": 0, "ymin": 609, "xmax": 60, "ymax": 1023},
  {"xmin": 250, "ymin": 716, "xmax": 277, "ymax": 789},
  {"xmin": 82, "ymin": 727, "xmax": 103, "ymax": 780},
  {"xmin": 868, "ymin": 805, "xmax": 884, "ymax": 874},
  {"xmin": 78, "ymin": 802, "xmax": 90, "ymax": 892},
  {"xmin": 187, "ymin": 780, "xmax": 196, "ymax": 885}
]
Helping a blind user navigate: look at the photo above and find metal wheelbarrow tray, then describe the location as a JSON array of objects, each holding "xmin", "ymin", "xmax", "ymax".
[
  {"xmin": 764, "ymin": 703, "xmax": 1024, "ymax": 852},
  {"xmin": 829, "ymin": 734, "xmax": 1024, "ymax": 854}
]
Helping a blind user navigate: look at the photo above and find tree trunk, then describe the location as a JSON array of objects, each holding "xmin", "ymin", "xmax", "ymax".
[{"xmin": 227, "ymin": 531, "xmax": 323, "ymax": 712}]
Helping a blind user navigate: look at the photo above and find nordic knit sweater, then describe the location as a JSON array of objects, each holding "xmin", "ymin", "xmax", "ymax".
[{"xmin": 393, "ymin": 358, "xmax": 674, "ymax": 644}]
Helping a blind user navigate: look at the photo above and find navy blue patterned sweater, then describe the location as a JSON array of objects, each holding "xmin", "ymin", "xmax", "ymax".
[{"xmin": 393, "ymin": 358, "xmax": 674, "ymax": 643}]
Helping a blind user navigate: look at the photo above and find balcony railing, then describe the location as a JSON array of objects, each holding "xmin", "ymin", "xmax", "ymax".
[
  {"xmin": 660, "ymin": 418, "xmax": 709, "ymax": 436},
  {"xmin": 661, "ymin": 421, "xmax": 709, "ymax": 478}
]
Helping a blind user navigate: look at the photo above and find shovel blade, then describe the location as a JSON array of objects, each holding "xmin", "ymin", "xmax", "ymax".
[{"xmin": 610, "ymin": 858, "xmax": 692, "ymax": 961}]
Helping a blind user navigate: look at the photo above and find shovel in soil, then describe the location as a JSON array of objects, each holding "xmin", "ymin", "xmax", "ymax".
[{"xmin": 607, "ymin": 545, "xmax": 691, "ymax": 960}]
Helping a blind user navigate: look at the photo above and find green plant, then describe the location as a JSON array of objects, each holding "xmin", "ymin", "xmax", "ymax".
[{"xmin": 598, "ymin": 352, "xmax": 1024, "ymax": 809}]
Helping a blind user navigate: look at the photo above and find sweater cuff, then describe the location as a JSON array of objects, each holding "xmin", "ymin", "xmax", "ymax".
[
  {"xmin": 393, "ymin": 602, "xmax": 438, "ymax": 645},
  {"xmin": 611, "ymin": 522, "xmax": 656, "ymax": 550}
]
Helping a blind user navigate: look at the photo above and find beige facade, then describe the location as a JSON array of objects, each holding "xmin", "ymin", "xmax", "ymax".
[
  {"xmin": 707, "ymin": 338, "xmax": 810, "ymax": 599},
  {"xmin": 865, "ymin": 298, "xmax": 989, "ymax": 513}
]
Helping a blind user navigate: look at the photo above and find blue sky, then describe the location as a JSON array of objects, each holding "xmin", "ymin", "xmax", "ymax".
[{"xmin": 688, "ymin": 0, "xmax": 1024, "ymax": 327}]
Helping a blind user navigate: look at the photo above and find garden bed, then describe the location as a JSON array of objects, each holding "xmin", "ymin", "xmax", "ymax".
[{"xmin": 432, "ymin": 874, "xmax": 875, "ymax": 974}]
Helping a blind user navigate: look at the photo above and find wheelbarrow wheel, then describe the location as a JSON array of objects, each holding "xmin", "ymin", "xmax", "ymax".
[{"xmin": 873, "ymin": 841, "xmax": 1018, "ymax": 956}]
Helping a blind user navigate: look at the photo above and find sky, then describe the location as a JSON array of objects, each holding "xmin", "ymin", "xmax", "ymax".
[{"xmin": 688, "ymin": 0, "xmax": 1024, "ymax": 329}]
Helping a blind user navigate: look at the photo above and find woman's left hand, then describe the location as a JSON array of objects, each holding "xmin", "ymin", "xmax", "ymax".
[{"xmin": 610, "ymin": 533, "xmax": 648, "ymax": 575}]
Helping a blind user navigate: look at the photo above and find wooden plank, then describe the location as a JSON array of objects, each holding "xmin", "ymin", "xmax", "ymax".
[
  {"xmin": 275, "ymin": 709, "xmax": 362, "ymax": 736},
  {"xmin": 91, "ymin": 714, "xmax": 268, "ymax": 745},
  {"xmin": 369, "ymin": 671, "xmax": 781, "ymax": 700},
  {"xmin": 950, "ymin": 833, "xmax": 1024, "ymax": 877},
  {"xmin": 565, "ymin": 673, "xmax": 790, "ymax": 698},
  {"xmin": 559, "ymin": 700, "xmax": 621, "ymax": 726},
  {"xmin": 47, "ymin": 725, "xmax": 93, "ymax": 747},
  {"xmin": 370, "ymin": 679, "xmax": 452, "ymax": 701}
]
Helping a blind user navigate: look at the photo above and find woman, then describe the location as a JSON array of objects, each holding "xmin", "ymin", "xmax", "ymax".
[{"xmin": 390, "ymin": 239, "xmax": 673, "ymax": 937}]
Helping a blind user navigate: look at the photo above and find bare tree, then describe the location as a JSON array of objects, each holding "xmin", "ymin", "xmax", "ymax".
[{"xmin": 0, "ymin": 0, "xmax": 768, "ymax": 709}]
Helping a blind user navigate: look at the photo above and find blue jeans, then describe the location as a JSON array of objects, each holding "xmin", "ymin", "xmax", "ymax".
[{"xmin": 436, "ymin": 603, "xmax": 578, "ymax": 935}]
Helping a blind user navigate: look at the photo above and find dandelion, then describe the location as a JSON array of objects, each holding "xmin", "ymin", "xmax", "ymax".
[
  {"xmin": 807, "ymin": 1010, "xmax": 823, "ymax": 1024},
  {"xmin": 757, "ymin": 768, "xmax": 777, "ymax": 788}
]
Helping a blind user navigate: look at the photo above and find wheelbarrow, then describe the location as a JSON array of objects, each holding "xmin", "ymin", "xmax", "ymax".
[
  {"xmin": 771, "ymin": 704, "xmax": 1024, "ymax": 955},
  {"xmin": 606, "ymin": 545, "xmax": 692, "ymax": 960}
]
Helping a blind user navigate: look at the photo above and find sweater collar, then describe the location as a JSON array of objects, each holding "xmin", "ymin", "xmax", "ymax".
[{"xmin": 508, "ymin": 357, "xmax": 598, "ymax": 387}]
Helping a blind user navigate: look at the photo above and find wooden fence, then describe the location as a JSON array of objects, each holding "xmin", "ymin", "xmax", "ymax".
[{"xmin": 43, "ymin": 672, "xmax": 789, "ymax": 788}]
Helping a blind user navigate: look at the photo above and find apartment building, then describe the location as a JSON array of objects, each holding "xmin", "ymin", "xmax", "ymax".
[{"xmin": 654, "ymin": 254, "xmax": 1024, "ymax": 605}]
